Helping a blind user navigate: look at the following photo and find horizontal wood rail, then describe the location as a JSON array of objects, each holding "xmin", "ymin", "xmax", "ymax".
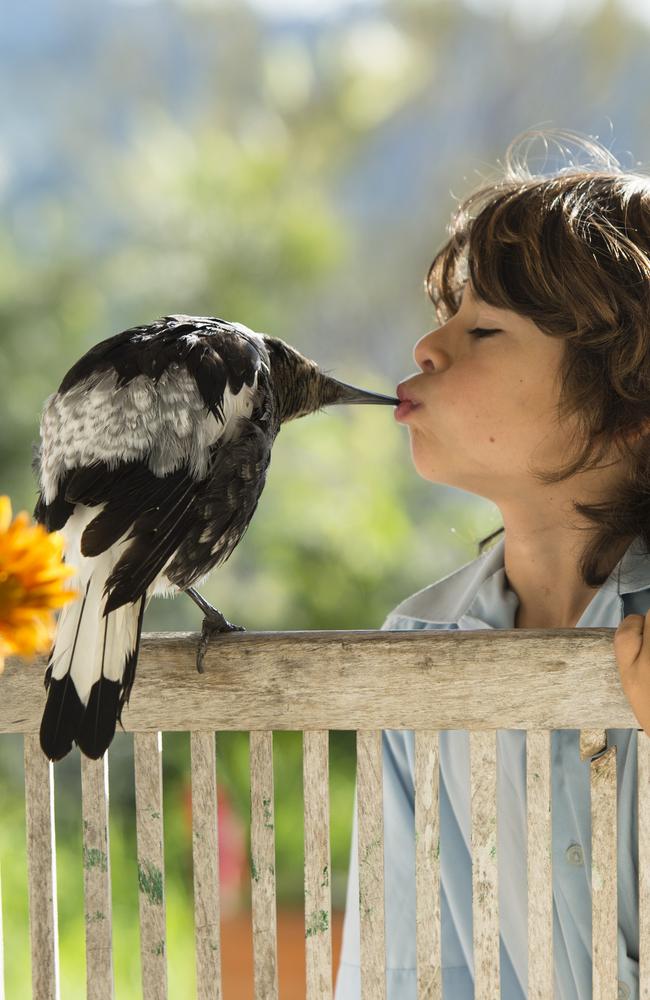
[
  {"xmin": 1, "ymin": 628, "xmax": 648, "ymax": 999},
  {"xmin": 1, "ymin": 627, "xmax": 645, "ymax": 732}
]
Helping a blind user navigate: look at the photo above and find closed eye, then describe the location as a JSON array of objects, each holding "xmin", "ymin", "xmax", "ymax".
[{"xmin": 469, "ymin": 327, "xmax": 502, "ymax": 339}]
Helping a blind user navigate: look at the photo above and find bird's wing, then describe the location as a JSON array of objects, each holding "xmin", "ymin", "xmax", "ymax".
[{"xmin": 33, "ymin": 315, "xmax": 275, "ymax": 611}]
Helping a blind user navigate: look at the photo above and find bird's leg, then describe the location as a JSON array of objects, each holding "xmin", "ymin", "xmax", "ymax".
[{"xmin": 185, "ymin": 587, "xmax": 245, "ymax": 674}]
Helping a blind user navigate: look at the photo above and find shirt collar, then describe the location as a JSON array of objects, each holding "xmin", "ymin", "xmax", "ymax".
[{"xmin": 391, "ymin": 533, "xmax": 650, "ymax": 631}]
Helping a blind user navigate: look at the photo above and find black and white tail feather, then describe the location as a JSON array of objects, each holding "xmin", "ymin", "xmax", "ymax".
[
  {"xmin": 34, "ymin": 314, "xmax": 278, "ymax": 761},
  {"xmin": 39, "ymin": 505, "xmax": 149, "ymax": 760}
]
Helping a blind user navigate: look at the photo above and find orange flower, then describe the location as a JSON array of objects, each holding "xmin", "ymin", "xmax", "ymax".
[{"xmin": 0, "ymin": 495, "xmax": 80, "ymax": 673}]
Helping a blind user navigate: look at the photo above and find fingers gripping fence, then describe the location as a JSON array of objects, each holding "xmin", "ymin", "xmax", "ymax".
[{"xmin": 2, "ymin": 627, "xmax": 650, "ymax": 999}]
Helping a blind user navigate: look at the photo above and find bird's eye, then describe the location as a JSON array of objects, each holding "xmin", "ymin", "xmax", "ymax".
[{"xmin": 468, "ymin": 327, "xmax": 501, "ymax": 339}]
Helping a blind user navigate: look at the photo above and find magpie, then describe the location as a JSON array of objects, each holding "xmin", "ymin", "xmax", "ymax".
[{"xmin": 33, "ymin": 314, "xmax": 399, "ymax": 761}]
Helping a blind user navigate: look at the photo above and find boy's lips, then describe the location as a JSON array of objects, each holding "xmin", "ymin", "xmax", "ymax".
[
  {"xmin": 396, "ymin": 383, "xmax": 422, "ymax": 403},
  {"xmin": 394, "ymin": 383, "xmax": 423, "ymax": 421}
]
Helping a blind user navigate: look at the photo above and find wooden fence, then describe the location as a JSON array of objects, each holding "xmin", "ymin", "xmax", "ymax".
[{"xmin": 1, "ymin": 627, "xmax": 649, "ymax": 999}]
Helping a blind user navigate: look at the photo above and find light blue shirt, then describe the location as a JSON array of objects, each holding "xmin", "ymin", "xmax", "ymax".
[{"xmin": 334, "ymin": 533, "xmax": 650, "ymax": 1000}]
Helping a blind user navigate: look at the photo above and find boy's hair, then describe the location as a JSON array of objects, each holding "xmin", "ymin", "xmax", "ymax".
[{"xmin": 425, "ymin": 126, "xmax": 650, "ymax": 588}]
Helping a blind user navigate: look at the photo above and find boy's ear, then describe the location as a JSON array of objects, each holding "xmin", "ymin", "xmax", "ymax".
[{"xmin": 619, "ymin": 419, "xmax": 650, "ymax": 448}]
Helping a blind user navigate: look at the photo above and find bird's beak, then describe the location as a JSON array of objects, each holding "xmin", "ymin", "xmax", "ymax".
[{"xmin": 325, "ymin": 378, "xmax": 400, "ymax": 406}]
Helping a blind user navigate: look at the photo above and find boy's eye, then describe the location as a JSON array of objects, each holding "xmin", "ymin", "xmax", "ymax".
[{"xmin": 469, "ymin": 327, "xmax": 501, "ymax": 339}]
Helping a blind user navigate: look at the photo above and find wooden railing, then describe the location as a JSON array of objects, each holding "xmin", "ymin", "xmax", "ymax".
[{"xmin": 1, "ymin": 627, "xmax": 649, "ymax": 999}]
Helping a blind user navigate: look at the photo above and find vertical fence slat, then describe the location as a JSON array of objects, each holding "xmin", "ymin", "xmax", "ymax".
[
  {"xmin": 469, "ymin": 730, "xmax": 500, "ymax": 999},
  {"xmin": 356, "ymin": 729, "xmax": 385, "ymax": 1000},
  {"xmin": 414, "ymin": 729, "xmax": 441, "ymax": 1000},
  {"xmin": 190, "ymin": 731, "xmax": 222, "ymax": 1000},
  {"xmin": 303, "ymin": 729, "xmax": 332, "ymax": 1000},
  {"xmin": 589, "ymin": 743, "xmax": 618, "ymax": 998},
  {"xmin": 249, "ymin": 730, "xmax": 279, "ymax": 1000},
  {"xmin": 639, "ymin": 731, "xmax": 650, "ymax": 994},
  {"xmin": 24, "ymin": 734, "xmax": 60, "ymax": 1000},
  {"xmin": 526, "ymin": 730, "xmax": 553, "ymax": 998},
  {"xmin": 578, "ymin": 730, "xmax": 607, "ymax": 763},
  {"xmin": 134, "ymin": 732, "xmax": 167, "ymax": 1000},
  {"xmin": 80, "ymin": 753, "xmax": 114, "ymax": 1000}
]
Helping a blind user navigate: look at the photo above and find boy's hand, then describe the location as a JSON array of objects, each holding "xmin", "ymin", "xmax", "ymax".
[{"xmin": 614, "ymin": 612, "xmax": 650, "ymax": 735}]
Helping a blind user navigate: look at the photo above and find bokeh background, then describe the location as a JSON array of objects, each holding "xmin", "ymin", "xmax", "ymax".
[{"xmin": 2, "ymin": 0, "xmax": 649, "ymax": 996}]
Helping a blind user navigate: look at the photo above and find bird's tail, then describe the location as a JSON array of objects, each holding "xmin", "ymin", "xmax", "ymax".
[{"xmin": 39, "ymin": 559, "xmax": 147, "ymax": 761}]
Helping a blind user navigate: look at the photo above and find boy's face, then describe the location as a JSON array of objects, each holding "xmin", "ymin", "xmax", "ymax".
[{"xmin": 397, "ymin": 281, "xmax": 623, "ymax": 505}]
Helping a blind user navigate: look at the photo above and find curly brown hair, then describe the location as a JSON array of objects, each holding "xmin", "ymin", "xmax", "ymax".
[{"xmin": 425, "ymin": 127, "xmax": 650, "ymax": 588}]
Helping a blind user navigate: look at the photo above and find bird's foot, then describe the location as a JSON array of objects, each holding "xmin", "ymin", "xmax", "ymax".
[
  {"xmin": 196, "ymin": 609, "xmax": 246, "ymax": 674},
  {"xmin": 185, "ymin": 587, "xmax": 246, "ymax": 672}
]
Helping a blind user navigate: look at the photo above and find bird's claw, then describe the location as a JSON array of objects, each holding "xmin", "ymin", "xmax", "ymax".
[{"xmin": 196, "ymin": 615, "xmax": 246, "ymax": 673}]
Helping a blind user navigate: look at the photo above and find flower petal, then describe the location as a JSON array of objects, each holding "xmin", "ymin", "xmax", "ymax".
[{"xmin": 0, "ymin": 496, "xmax": 12, "ymax": 534}]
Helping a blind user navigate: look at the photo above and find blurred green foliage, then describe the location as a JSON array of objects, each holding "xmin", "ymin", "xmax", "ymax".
[{"xmin": 0, "ymin": 6, "xmax": 503, "ymax": 995}]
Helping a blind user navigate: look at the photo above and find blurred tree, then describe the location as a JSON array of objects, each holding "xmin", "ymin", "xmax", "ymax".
[{"xmin": 0, "ymin": 5, "xmax": 506, "ymax": 994}]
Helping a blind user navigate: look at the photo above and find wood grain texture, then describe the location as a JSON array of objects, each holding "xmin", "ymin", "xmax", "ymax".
[
  {"xmin": 579, "ymin": 729, "xmax": 607, "ymax": 762},
  {"xmin": 302, "ymin": 730, "xmax": 332, "ymax": 1000},
  {"xmin": 190, "ymin": 732, "xmax": 222, "ymax": 1000},
  {"xmin": 356, "ymin": 730, "xmax": 385, "ymax": 1000},
  {"xmin": 2, "ymin": 629, "xmax": 644, "ymax": 733},
  {"xmin": 249, "ymin": 730, "xmax": 279, "ymax": 1000},
  {"xmin": 526, "ymin": 730, "xmax": 553, "ymax": 999},
  {"xmin": 134, "ymin": 732, "xmax": 167, "ymax": 1000},
  {"xmin": 590, "ymin": 745, "xmax": 618, "ymax": 999},
  {"xmin": 414, "ymin": 729, "xmax": 441, "ymax": 1000},
  {"xmin": 80, "ymin": 753, "xmax": 114, "ymax": 1000},
  {"xmin": 23, "ymin": 734, "xmax": 60, "ymax": 1000},
  {"xmin": 469, "ymin": 730, "xmax": 500, "ymax": 999}
]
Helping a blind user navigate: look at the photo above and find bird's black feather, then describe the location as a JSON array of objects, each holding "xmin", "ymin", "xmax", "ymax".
[
  {"xmin": 32, "ymin": 314, "xmax": 297, "ymax": 761},
  {"xmin": 165, "ymin": 419, "xmax": 273, "ymax": 591},
  {"xmin": 33, "ymin": 470, "xmax": 75, "ymax": 532},
  {"xmin": 57, "ymin": 314, "xmax": 262, "ymax": 407},
  {"xmin": 39, "ymin": 675, "xmax": 86, "ymax": 761},
  {"xmin": 76, "ymin": 678, "xmax": 121, "ymax": 760}
]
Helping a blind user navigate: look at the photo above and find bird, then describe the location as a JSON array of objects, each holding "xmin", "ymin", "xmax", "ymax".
[{"xmin": 32, "ymin": 313, "xmax": 399, "ymax": 762}]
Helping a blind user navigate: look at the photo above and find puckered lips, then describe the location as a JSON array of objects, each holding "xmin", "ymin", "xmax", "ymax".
[{"xmin": 394, "ymin": 382, "xmax": 423, "ymax": 422}]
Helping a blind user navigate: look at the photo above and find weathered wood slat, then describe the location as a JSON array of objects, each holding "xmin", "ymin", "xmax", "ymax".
[
  {"xmin": 356, "ymin": 729, "xmax": 385, "ymax": 1000},
  {"xmin": 24, "ymin": 736, "xmax": 59, "ymax": 1000},
  {"xmin": 23, "ymin": 734, "xmax": 60, "ymax": 1000},
  {"xmin": 249, "ymin": 730, "xmax": 279, "ymax": 1000},
  {"xmin": 414, "ymin": 729, "xmax": 441, "ymax": 999},
  {"xmin": 2, "ymin": 630, "xmax": 644, "ymax": 733},
  {"xmin": 579, "ymin": 728, "xmax": 607, "ymax": 762},
  {"xmin": 80, "ymin": 753, "xmax": 114, "ymax": 999},
  {"xmin": 190, "ymin": 731, "xmax": 222, "ymax": 1000},
  {"xmin": 639, "ymin": 731, "xmax": 650, "ymax": 992},
  {"xmin": 590, "ymin": 745, "xmax": 618, "ymax": 998},
  {"xmin": 469, "ymin": 730, "xmax": 500, "ymax": 999},
  {"xmin": 134, "ymin": 732, "xmax": 167, "ymax": 1000},
  {"xmin": 302, "ymin": 729, "xmax": 332, "ymax": 1000},
  {"xmin": 526, "ymin": 730, "xmax": 553, "ymax": 999}
]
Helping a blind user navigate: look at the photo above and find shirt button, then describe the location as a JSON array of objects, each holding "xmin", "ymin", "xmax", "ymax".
[
  {"xmin": 565, "ymin": 844, "xmax": 584, "ymax": 865},
  {"xmin": 617, "ymin": 981, "xmax": 631, "ymax": 999}
]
